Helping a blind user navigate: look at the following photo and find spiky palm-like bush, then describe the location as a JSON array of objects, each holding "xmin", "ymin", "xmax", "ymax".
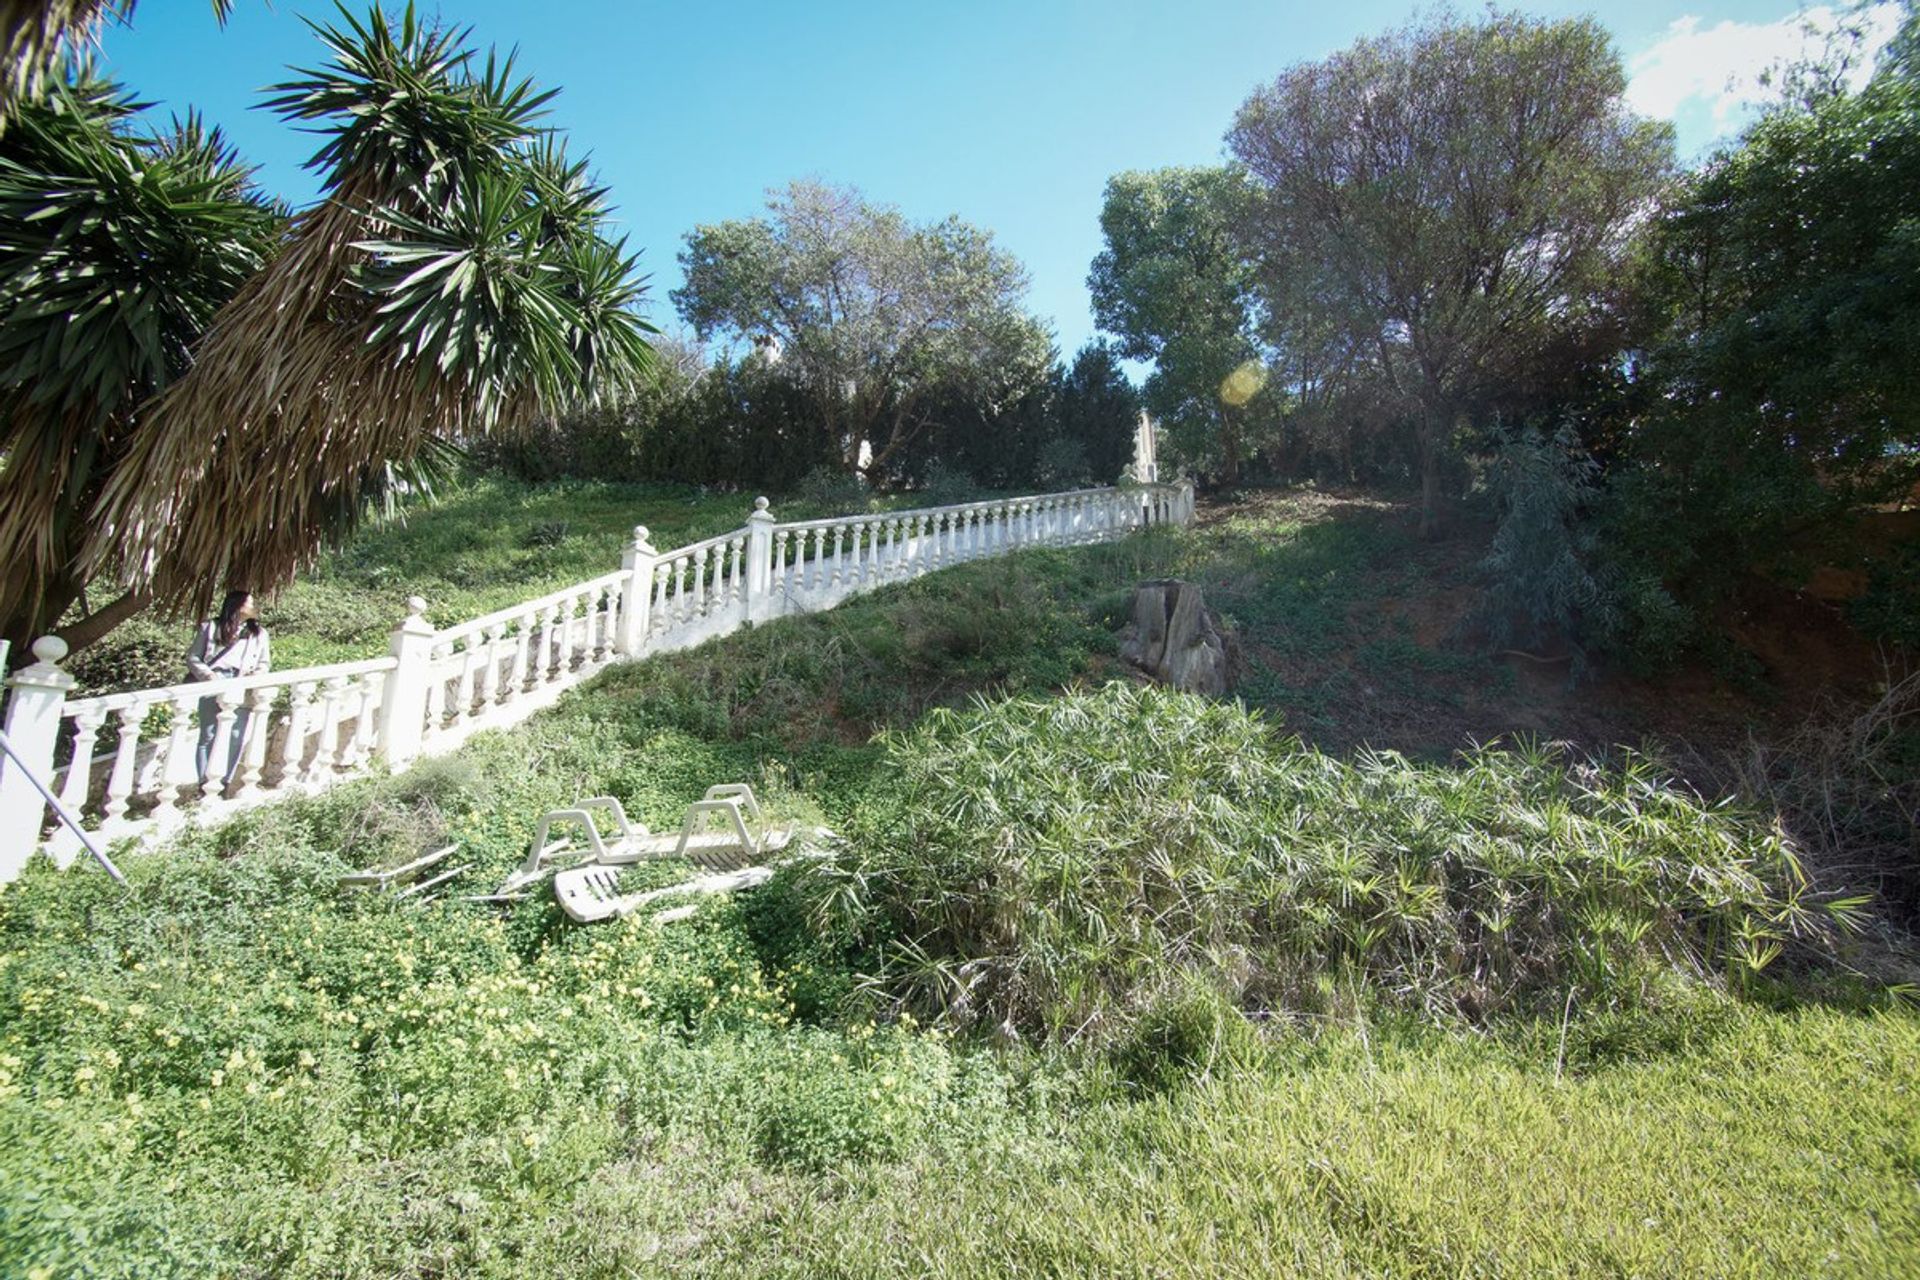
[
  {"xmin": 0, "ymin": 72, "xmax": 282, "ymax": 646},
  {"xmin": 807, "ymin": 682, "xmax": 1855, "ymax": 1041},
  {"xmin": 87, "ymin": 4, "xmax": 655, "ymax": 621},
  {"xmin": 1, "ymin": 4, "xmax": 657, "ymax": 651}
]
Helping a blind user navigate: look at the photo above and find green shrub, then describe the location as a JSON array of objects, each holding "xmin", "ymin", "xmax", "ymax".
[
  {"xmin": 919, "ymin": 459, "xmax": 983, "ymax": 507},
  {"xmin": 1852, "ymin": 542, "xmax": 1920, "ymax": 652},
  {"xmin": 1108, "ymin": 983, "xmax": 1261, "ymax": 1093},
  {"xmin": 805, "ymin": 682, "xmax": 1851, "ymax": 1042},
  {"xmin": 794, "ymin": 464, "xmax": 870, "ymax": 514},
  {"xmin": 1032, "ymin": 436, "xmax": 1094, "ymax": 490},
  {"xmin": 1473, "ymin": 425, "xmax": 1614, "ymax": 669}
]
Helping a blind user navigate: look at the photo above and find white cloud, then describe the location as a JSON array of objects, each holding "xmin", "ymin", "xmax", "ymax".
[{"xmin": 1626, "ymin": 5, "xmax": 1903, "ymax": 138}]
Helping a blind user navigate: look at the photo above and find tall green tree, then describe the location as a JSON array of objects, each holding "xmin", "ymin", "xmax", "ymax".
[
  {"xmin": 673, "ymin": 179, "xmax": 1050, "ymax": 481},
  {"xmin": 1227, "ymin": 10, "xmax": 1672, "ymax": 535},
  {"xmin": 2, "ymin": 4, "xmax": 655, "ymax": 653},
  {"xmin": 1603, "ymin": 30, "xmax": 1920, "ymax": 647},
  {"xmin": 1088, "ymin": 166, "xmax": 1264, "ymax": 484}
]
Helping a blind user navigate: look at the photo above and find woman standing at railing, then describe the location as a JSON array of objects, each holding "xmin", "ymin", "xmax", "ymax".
[{"xmin": 185, "ymin": 590, "xmax": 271, "ymax": 784}]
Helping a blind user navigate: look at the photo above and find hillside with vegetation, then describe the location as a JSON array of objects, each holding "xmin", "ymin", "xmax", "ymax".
[
  {"xmin": 2, "ymin": 3, "xmax": 1918, "ymax": 1278},
  {"xmin": 6, "ymin": 496, "xmax": 1919, "ymax": 1277}
]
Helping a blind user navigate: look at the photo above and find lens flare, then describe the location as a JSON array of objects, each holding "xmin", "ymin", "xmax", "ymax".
[{"xmin": 1219, "ymin": 360, "xmax": 1268, "ymax": 407}]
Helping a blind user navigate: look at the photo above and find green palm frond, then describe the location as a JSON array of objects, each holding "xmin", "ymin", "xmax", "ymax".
[{"xmin": 0, "ymin": 2, "xmax": 235, "ymax": 133}]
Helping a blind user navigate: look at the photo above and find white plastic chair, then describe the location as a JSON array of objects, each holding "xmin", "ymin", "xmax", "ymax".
[
  {"xmin": 597, "ymin": 783, "xmax": 795, "ymax": 870},
  {"xmin": 553, "ymin": 862, "xmax": 775, "ymax": 924}
]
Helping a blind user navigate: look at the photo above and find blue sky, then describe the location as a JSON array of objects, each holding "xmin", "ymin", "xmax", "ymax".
[{"xmin": 99, "ymin": 2, "xmax": 1900, "ymax": 360}]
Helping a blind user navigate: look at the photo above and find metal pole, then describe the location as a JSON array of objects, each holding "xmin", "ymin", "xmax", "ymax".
[{"xmin": 0, "ymin": 727, "xmax": 126, "ymax": 885}]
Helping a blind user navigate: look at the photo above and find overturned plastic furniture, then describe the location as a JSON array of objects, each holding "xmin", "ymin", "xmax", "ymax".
[
  {"xmin": 599, "ymin": 783, "xmax": 795, "ymax": 871},
  {"xmin": 486, "ymin": 797, "xmax": 643, "ymax": 900},
  {"xmin": 487, "ymin": 784, "xmax": 795, "ymax": 901},
  {"xmin": 340, "ymin": 843, "xmax": 471, "ymax": 904},
  {"xmin": 553, "ymin": 863, "xmax": 776, "ymax": 925}
]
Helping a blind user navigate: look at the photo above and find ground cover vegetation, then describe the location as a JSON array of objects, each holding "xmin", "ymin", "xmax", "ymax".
[{"xmin": 5, "ymin": 502, "xmax": 1917, "ymax": 1278}]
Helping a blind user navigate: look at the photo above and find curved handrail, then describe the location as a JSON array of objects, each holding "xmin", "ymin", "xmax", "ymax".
[
  {"xmin": 768, "ymin": 484, "xmax": 1152, "ymax": 536},
  {"xmin": 63, "ymin": 655, "xmax": 399, "ymax": 719},
  {"xmin": 435, "ymin": 568, "xmax": 629, "ymax": 645}
]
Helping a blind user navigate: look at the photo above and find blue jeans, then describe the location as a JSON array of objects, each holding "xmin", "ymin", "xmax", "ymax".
[{"xmin": 195, "ymin": 695, "xmax": 251, "ymax": 785}]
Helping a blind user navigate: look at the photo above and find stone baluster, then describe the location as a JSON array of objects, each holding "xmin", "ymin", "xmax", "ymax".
[
  {"xmin": 56, "ymin": 704, "xmax": 105, "ymax": 834},
  {"xmin": 560, "ymin": 595, "xmax": 583, "ymax": 670},
  {"xmin": 475, "ymin": 625, "xmax": 503, "ymax": 706},
  {"xmin": 452, "ymin": 637, "xmax": 480, "ymax": 722},
  {"xmin": 197, "ymin": 689, "xmax": 243, "ymax": 804},
  {"xmin": 422, "ymin": 645, "xmax": 449, "ymax": 735},
  {"xmin": 302, "ymin": 676, "xmax": 349, "ymax": 785},
  {"xmin": 276, "ymin": 682, "xmax": 316, "ymax": 789},
  {"xmin": 687, "ymin": 544, "xmax": 708, "ymax": 618},
  {"xmin": 338, "ymin": 675, "xmax": 371, "ymax": 769},
  {"xmin": 879, "ymin": 517, "xmax": 897, "ymax": 580},
  {"xmin": 604, "ymin": 583, "xmax": 623, "ymax": 656},
  {"xmin": 538, "ymin": 601, "xmax": 563, "ymax": 678},
  {"xmin": 235, "ymin": 685, "xmax": 276, "ymax": 798},
  {"xmin": 650, "ymin": 565, "xmax": 672, "ymax": 635},
  {"xmin": 675, "ymin": 556, "xmax": 693, "ymax": 624},
  {"xmin": 506, "ymin": 612, "xmax": 532, "ymax": 698},
  {"xmin": 584, "ymin": 587, "xmax": 606, "ymax": 661},
  {"xmin": 148, "ymin": 691, "xmax": 198, "ymax": 826},
  {"xmin": 101, "ymin": 703, "xmax": 144, "ymax": 829}
]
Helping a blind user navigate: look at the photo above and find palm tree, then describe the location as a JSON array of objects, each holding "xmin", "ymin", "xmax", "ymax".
[
  {"xmin": 1, "ymin": 3, "xmax": 237, "ymax": 134},
  {"xmin": 0, "ymin": 71, "xmax": 282, "ymax": 650},
  {"xmin": 0, "ymin": 4, "xmax": 655, "ymax": 653}
]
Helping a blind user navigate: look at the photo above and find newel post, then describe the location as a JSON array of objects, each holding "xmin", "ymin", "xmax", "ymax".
[
  {"xmin": 0, "ymin": 637, "xmax": 75, "ymax": 881},
  {"xmin": 745, "ymin": 497, "xmax": 775, "ymax": 624},
  {"xmin": 619, "ymin": 524, "xmax": 657, "ymax": 654},
  {"xmin": 379, "ymin": 597, "xmax": 435, "ymax": 768}
]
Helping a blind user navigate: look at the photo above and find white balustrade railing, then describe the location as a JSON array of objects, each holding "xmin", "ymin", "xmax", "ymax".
[{"xmin": 0, "ymin": 479, "xmax": 1194, "ymax": 876}]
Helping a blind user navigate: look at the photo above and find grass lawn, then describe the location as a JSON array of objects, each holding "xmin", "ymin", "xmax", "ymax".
[{"xmin": 8, "ymin": 483, "xmax": 1914, "ymax": 1278}]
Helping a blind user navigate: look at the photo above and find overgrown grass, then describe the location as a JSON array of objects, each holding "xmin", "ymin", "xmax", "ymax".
[
  {"xmin": 7, "ymin": 491, "xmax": 1917, "ymax": 1277},
  {"xmin": 66, "ymin": 472, "xmax": 893, "ymax": 695}
]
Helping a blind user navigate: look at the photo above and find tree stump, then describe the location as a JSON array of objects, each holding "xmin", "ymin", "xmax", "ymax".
[{"xmin": 1117, "ymin": 580, "xmax": 1234, "ymax": 696}]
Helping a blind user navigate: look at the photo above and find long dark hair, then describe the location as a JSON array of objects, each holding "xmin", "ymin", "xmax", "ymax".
[{"xmin": 215, "ymin": 590, "xmax": 259, "ymax": 647}]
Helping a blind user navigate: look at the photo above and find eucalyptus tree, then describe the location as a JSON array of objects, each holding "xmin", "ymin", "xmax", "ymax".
[
  {"xmin": 1228, "ymin": 10, "xmax": 1672, "ymax": 535},
  {"xmin": 673, "ymin": 179, "xmax": 1050, "ymax": 481},
  {"xmin": 1088, "ymin": 166, "xmax": 1266, "ymax": 483},
  {"xmin": 0, "ymin": 4, "xmax": 655, "ymax": 653}
]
